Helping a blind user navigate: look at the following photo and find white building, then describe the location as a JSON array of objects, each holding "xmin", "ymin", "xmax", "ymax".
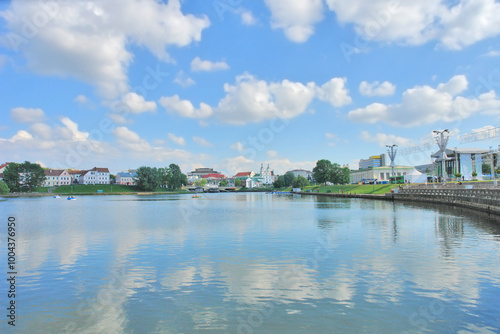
[
  {"xmin": 257, "ymin": 164, "xmax": 275, "ymax": 185},
  {"xmin": 350, "ymin": 166, "xmax": 414, "ymax": 184},
  {"xmin": 287, "ymin": 169, "xmax": 313, "ymax": 180},
  {"xmin": 79, "ymin": 167, "xmax": 110, "ymax": 185},
  {"xmin": 116, "ymin": 171, "xmax": 137, "ymax": 185},
  {"xmin": 43, "ymin": 169, "xmax": 71, "ymax": 187}
]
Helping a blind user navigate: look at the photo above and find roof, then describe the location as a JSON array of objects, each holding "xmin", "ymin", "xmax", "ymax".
[
  {"xmin": 44, "ymin": 169, "xmax": 66, "ymax": 176},
  {"xmin": 234, "ymin": 172, "xmax": 252, "ymax": 177},
  {"xmin": 68, "ymin": 170, "xmax": 82, "ymax": 175},
  {"xmin": 117, "ymin": 172, "xmax": 137, "ymax": 177},
  {"xmin": 431, "ymin": 147, "xmax": 490, "ymax": 158},
  {"xmin": 202, "ymin": 173, "xmax": 225, "ymax": 179},
  {"xmin": 91, "ymin": 167, "xmax": 110, "ymax": 173},
  {"xmin": 0, "ymin": 162, "xmax": 12, "ymax": 170}
]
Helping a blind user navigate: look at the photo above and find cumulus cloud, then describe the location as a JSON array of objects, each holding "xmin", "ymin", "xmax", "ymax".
[
  {"xmin": 359, "ymin": 81, "xmax": 395, "ymax": 97},
  {"xmin": 74, "ymin": 95, "xmax": 89, "ymax": 104},
  {"xmin": 116, "ymin": 92, "xmax": 157, "ymax": 114},
  {"xmin": 190, "ymin": 57, "xmax": 229, "ymax": 72},
  {"xmin": 326, "ymin": 0, "xmax": 500, "ymax": 50},
  {"xmin": 267, "ymin": 150, "xmax": 278, "ymax": 158},
  {"xmin": 316, "ymin": 77, "xmax": 352, "ymax": 107},
  {"xmin": 11, "ymin": 107, "xmax": 45, "ymax": 123},
  {"xmin": 240, "ymin": 10, "xmax": 256, "ymax": 25},
  {"xmin": 325, "ymin": 132, "xmax": 341, "ymax": 146},
  {"xmin": 230, "ymin": 142, "xmax": 244, "ymax": 152},
  {"xmin": 174, "ymin": 71, "xmax": 195, "ymax": 87},
  {"xmin": 0, "ymin": 0, "xmax": 210, "ymax": 98},
  {"xmin": 168, "ymin": 133, "xmax": 186, "ymax": 146},
  {"xmin": 348, "ymin": 75, "xmax": 500, "ymax": 127},
  {"xmin": 159, "ymin": 95, "xmax": 213, "ymax": 119},
  {"xmin": 264, "ymin": 0, "xmax": 324, "ymax": 42},
  {"xmin": 193, "ymin": 136, "xmax": 213, "ymax": 148},
  {"xmin": 216, "ymin": 73, "xmax": 316, "ymax": 124},
  {"xmin": 360, "ymin": 131, "xmax": 414, "ymax": 147}
]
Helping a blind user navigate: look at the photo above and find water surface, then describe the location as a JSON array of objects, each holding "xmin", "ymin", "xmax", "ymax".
[{"xmin": 1, "ymin": 193, "xmax": 499, "ymax": 333}]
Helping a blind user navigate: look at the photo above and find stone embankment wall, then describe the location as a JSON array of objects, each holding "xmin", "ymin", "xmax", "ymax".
[{"xmin": 390, "ymin": 188, "xmax": 500, "ymax": 216}]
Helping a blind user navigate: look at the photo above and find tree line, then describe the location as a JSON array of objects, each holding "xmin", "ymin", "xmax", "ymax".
[{"xmin": 134, "ymin": 164, "xmax": 188, "ymax": 191}]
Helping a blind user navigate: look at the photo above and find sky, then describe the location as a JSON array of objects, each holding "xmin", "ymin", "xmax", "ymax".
[{"xmin": 0, "ymin": 0, "xmax": 499, "ymax": 176}]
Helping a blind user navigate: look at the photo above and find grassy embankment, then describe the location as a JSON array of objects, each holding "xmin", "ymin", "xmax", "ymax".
[
  {"xmin": 49, "ymin": 185, "xmax": 189, "ymax": 195},
  {"xmin": 270, "ymin": 184, "xmax": 396, "ymax": 195}
]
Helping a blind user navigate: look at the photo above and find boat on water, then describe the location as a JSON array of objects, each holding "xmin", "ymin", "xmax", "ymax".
[
  {"xmin": 67, "ymin": 196, "xmax": 76, "ymax": 200},
  {"xmin": 53, "ymin": 195, "xmax": 60, "ymax": 198},
  {"xmin": 192, "ymin": 194, "xmax": 202, "ymax": 198}
]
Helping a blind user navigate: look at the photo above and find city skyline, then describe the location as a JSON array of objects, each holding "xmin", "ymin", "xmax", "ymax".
[{"xmin": 1, "ymin": 0, "xmax": 500, "ymax": 175}]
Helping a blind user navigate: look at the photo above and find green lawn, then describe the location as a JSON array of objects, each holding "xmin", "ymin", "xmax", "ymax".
[{"xmin": 302, "ymin": 184, "xmax": 396, "ymax": 195}]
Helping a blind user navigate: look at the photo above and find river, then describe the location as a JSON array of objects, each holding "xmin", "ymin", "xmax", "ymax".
[{"xmin": 0, "ymin": 193, "xmax": 499, "ymax": 333}]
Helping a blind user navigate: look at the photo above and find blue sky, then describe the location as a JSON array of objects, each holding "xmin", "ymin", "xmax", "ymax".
[{"xmin": 1, "ymin": 0, "xmax": 499, "ymax": 176}]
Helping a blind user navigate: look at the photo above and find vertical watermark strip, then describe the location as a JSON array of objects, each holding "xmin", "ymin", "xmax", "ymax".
[{"xmin": 6, "ymin": 215, "xmax": 17, "ymax": 327}]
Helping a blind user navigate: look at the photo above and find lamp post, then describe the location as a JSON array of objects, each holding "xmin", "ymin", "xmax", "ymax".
[
  {"xmin": 386, "ymin": 144, "xmax": 398, "ymax": 181},
  {"xmin": 433, "ymin": 129, "xmax": 450, "ymax": 181}
]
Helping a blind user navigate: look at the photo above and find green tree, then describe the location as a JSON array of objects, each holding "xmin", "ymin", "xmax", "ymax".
[
  {"xmin": 3, "ymin": 163, "xmax": 21, "ymax": 192},
  {"xmin": 283, "ymin": 172, "xmax": 295, "ymax": 187},
  {"xmin": 330, "ymin": 164, "xmax": 350, "ymax": 184},
  {"xmin": 167, "ymin": 164, "xmax": 187, "ymax": 190},
  {"xmin": 0, "ymin": 181, "xmax": 10, "ymax": 195},
  {"xmin": 195, "ymin": 178, "xmax": 208, "ymax": 187},
  {"xmin": 235, "ymin": 179, "xmax": 242, "ymax": 187},
  {"xmin": 482, "ymin": 163, "xmax": 491, "ymax": 174},
  {"xmin": 273, "ymin": 175, "xmax": 285, "ymax": 188},
  {"xmin": 3, "ymin": 161, "xmax": 45, "ymax": 192},
  {"xmin": 219, "ymin": 179, "xmax": 228, "ymax": 187},
  {"xmin": 313, "ymin": 159, "xmax": 333, "ymax": 185},
  {"xmin": 135, "ymin": 166, "xmax": 160, "ymax": 191},
  {"xmin": 292, "ymin": 175, "xmax": 309, "ymax": 188}
]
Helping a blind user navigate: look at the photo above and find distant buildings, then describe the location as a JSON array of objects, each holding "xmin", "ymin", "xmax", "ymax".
[
  {"xmin": 431, "ymin": 147, "xmax": 498, "ymax": 181},
  {"xmin": 286, "ymin": 169, "xmax": 313, "ymax": 180},
  {"xmin": 43, "ymin": 169, "xmax": 71, "ymax": 187},
  {"xmin": 78, "ymin": 167, "xmax": 110, "ymax": 185},
  {"xmin": 116, "ymin": 171, "xmax": 137, "ymax": 185},
  {"xmin": 359, "ymin": 154, "xmax": 386, "ymax": 169},
  {"xmin": 350, "ymin": 166, "xmax": 414, "ymax": 184},
  {"xmin": 188, "ymin": 168, "xmax": 221, "ymax": 178}
]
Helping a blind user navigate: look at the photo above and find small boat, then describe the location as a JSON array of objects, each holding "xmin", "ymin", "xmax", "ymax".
[
  {"xmin": 53, "ymin": 195, "xmax": 60, "ymax": 198},
  {"xmin": 67, "ymin": 196, "xmax": 76, "ymax": 200},
  {"xmin": 192, "ymin": 194, "xmax": 202, "ymax": 198}
]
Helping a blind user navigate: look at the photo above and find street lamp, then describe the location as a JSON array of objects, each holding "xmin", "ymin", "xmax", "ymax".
[
  {"xmin": 386, "ymin": 144, "xmax": 398, "ymax": 180},
  {"xmin": 433, "ymin": 129, "xmax": 450, "ymax": 181}
]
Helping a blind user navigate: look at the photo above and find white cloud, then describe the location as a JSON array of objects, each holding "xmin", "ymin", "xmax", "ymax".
[
  {"xmin": 348, "ymin": 75, "xmax": 500, "ymax": 127},
  {"xmin": 230, "ymin": 142, "xmax": 244, "ymax": 152},
  {"xmin": 11, "ymin": 107, "xmax": 45, "ymax": 123},
  {"xmin": 0, "ymin": 0, "xmax": 210, "ymax": 98},
  {"xmin": 359, "ymin": 81, "xmax": 395, "ymax": 97},
  {"xmin": 267, "ymin": 150, "xmax": 278, "ymax": 158},
  {"xmin": 74, "ymin": 95, "xmax": 89, "ymax": 104},
  {"xmin": 11, "ymin": 130, "xmax": 33, "ymax": 142},
  {"xmin": 325, "ymin": 132, "xmax": 340, "ymax": 146},
  {"xmin": 216, "ymin": 73, "xmax": 316, "ymax": 124},
  {"xmin": 0, "ymin": 54, "xmax": 6, "ymax": 68},
  {"xmin": 360, "ymin": 131, "xmax": 414, "ymax": 147},
  {"xmin": 59, "ymin": 117, "xmax": 89, "ymax": 141},
  {"xmin": 113, "ymin": 127, "xmax": 152, "ymax": 152},
  {"xmin": 240, "ymin": 10, "xmax": 256, "ymax": 25},
  {"xmin": 191, "ymin": 57, "xmax": 229, "ymax": 72},
  {"xmin": 174, "ymin": 71, "xmax": 195, "ymax": 87},
  {"xmin": 168, "ymin": 133, "xmax": 186, "ymax": 146},
  {"xmin": 192, "ymin": 136, "xmax": 213, "ymax": 148},
  {"xmin": 264, "ymin": 0, "xmax": 324, "ymax": 43},
  {"xmin": 482, "ymin": 50, "xmax": 500, "ymax": 57},
  {"xmin": 159, "ymin": 95, "xmax": 213, "ymax": 119},
  {"xmin": 116, "ymin": 92, "xmax": 156, "ymax": 114},
  {"xmin": 316, "ymin": 77, "xmax": 352, "ymax": 107},
  {"xmin": 326, "ymin": 0, "xmax": 500, "ymax": 50}
]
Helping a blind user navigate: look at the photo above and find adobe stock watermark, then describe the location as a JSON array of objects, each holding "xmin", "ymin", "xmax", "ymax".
[
  {"xmin": 213, "ymin": 0, "xmax": 245, "ymax": 21},
  {"xmin": 340, "ymin": 1, "xmax": 400, "ymax": 63},
  {"xmin": 3, "ymin": 0, "xmax": 68, "ymax": 52}
]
